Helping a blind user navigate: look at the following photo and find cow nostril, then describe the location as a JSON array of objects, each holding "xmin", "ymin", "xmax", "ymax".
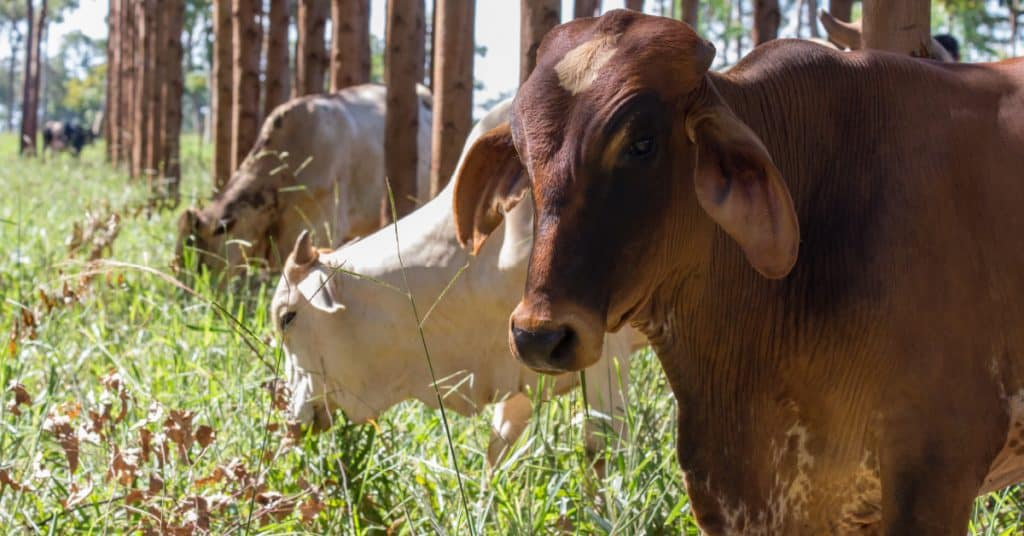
[{"xmin": 511, "ymin": 324, "xmax": 576, "ymax": 367}]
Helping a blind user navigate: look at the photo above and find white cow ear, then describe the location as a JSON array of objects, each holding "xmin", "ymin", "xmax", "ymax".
[{"xmin": 297, "ymin": 270, "xmax": 344, "ymax": 314}]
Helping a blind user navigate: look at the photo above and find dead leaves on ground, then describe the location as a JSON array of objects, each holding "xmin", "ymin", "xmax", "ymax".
[{"xmin": 2, "ymin": 371, "xmax": 326, "ymax": 532}]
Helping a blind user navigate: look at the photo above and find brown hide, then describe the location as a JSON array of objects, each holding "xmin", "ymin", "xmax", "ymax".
[{"xmin": 452, "ymin": 10, "xmax": 1024, "ymax": 534}]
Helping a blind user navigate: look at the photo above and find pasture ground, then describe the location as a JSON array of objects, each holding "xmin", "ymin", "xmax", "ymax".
[{"xmin": 0, "ymin": 134, "xmax": 1021, "ymax": 534}]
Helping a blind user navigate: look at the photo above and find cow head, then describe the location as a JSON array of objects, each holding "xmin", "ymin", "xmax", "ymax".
[
  {"xmin": 453, "ymin": 10, "xmax": 798, "ymax": 373},
  {"xmin": 175, "ymin": 162, "xmax": 281, "ymax": 278}
]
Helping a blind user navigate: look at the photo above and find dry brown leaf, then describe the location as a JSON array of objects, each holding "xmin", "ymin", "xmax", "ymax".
[
  {"xmin": 0, "ymin": 468, "xmax": 29, "ymax": 492},
  {"xmin": 6, "ymin": 383, "xmax": 31, "ymax": 416},
  {"xmin": 194, "ymin": 425, "xmax": 215, "ymax": 448},
  {"xmin": 299, "ymin": 496, "xmax": 324, "ymax": 524},
  {"xmin": 108, "ymin": 447, "xmax": 140, "ymax": 486},
  {"xmin": 64, "ymin": 480, "xmax": 93, "ymax": 507},
  {"xmin": 125, "ymin": 489, "xmax": 147, "ymax": 505},
  {"xmin": 261, "ymin": 379, "xmax": 290, "ymax": 411},
  {"xmin": 148, "ymin": 474, "xmax": 164, "ymax": 495},
  {"xmin": 43, "ymin": 409, "xmax": 80, "ymax": 473},
  {"xmin": 255, "ymin": 491, "xmax": 295, "ymax": 523},
  {"xmin": 195, "ymin": 467, "xmax": 225, "ymax": 488},
  {"xmin": 164, "ymin": 410, "xmax": 195, "ymax": 463}
]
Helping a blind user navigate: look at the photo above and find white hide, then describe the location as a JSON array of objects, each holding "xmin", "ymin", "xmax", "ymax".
[{"xmin": 272, "ymin": 100, "xmax": 644, "ymax": 462}]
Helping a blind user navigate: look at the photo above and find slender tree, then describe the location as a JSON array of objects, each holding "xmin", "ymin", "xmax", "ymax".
[
  {"xmin": 863, "ymin": 0, "xmax": 931, "ymax": 56},
  {"xmin": 574, "ymin": 0, "xmax": 599, "ymax": 18},
  {"xmin": 147, "ymin": 1, "xmax": 165, "ymax": 184},
  {"xmin": 18, "ymin": 0, "xmax": 43, "ymax": 156},
  {"xmin": 263, "ymin": 0, "xmax": 289, "ymax": 116},
  {"xmin": 430, "ymin": 0, "xmax": 473, "ymax": 196},
  {"xmin": 806, "ymin": 0, "xmax": 819, "ymax": 38},
  {"xmin": 232, "ymin": 0, "xmax": 262, "ymax": 172},
  {"xmin": 212, "ymin": 0, "xmax": 232, "ymax": 187},
  {"xmin": 330, "ymin": 0, "xmax": 371, "ymax": 91},
  {"xmin": 132, "ymin": 0, "xmax": 153, "ymax": 178},
  {"xmin": 383, "ymin": 0, "xmax": 425, "ymax": 223},
  {"xmin": 162, "ymin": 0, "xmax": 185, "ymax": 202},
  {"xmin": 295, "ymin": 0, "xmax": 328, "ymax": 96},
  {"xmin": 625, "ymin": 0, "xmax": 643, "ymax": 10},
  {"xmin": 105, "ymin": 0, "xmax": 118, "ymax": 161},
  {"xmin": 753, "ymin": 0, "xmax": 780, "ymax": 44},
  {"xmin": 682, "ymin": 0, "xmax": 698, "ymax": 26},
  {"xmin": 520, "ymin": 0, "xmax": 560, "ymax": 84},
  {"xmin": 118, "ymin": 0, "xmax": 134, "ymax": 168}
]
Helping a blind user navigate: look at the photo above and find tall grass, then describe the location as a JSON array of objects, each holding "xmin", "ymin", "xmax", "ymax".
[{"xmin": 0, "ymin": 135, "xmax": 1021, "ymax": 534}]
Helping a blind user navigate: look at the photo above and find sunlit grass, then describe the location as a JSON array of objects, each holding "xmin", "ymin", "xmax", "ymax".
[{"xmin": 0, "ymin": 133, "xmax": 1021, "ymax": 534}]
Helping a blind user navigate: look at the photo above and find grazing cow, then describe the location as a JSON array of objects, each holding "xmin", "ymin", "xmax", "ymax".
[
  {"xmin": 272, "ymin": 100, "xmax": 643, "ymax": 465},
  {"xmin": 453, "ymin": 10, "xmax": 1024, "ymax": 534},
  {"xmin": 176, "ymin": 84, "xmax": 431, "ymax": 277},
  {"xmin": 42, "ymin": 121, "xmax": 96, "ymax": 157}
]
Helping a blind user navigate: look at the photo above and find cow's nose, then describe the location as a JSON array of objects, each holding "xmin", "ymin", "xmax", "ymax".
[{"xmin": 510, "ymin": 323, "xmax": 576, "ymax": 372}]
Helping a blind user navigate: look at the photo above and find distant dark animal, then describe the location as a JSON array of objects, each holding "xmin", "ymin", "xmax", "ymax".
[{"xmin": 42, "ymin": 121, "xmax": 97, "ymax": 157}]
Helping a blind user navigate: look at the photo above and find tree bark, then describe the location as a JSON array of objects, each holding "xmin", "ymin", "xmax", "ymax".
[
  {"xmin": 119, "ymin": 0, "xmax": 134, "ymax": 169},
  {"xmin": 212, "ymin": 0, "xmax": 233, "ymax": 187},
  {"xmin": 383, "ymin": 0, "xmax": 425, "ymax": 223},
  {"xmin": 263, "ymin": 0, "xmax": 290, "ymax": 116},
  {"xmin": 862, "ymin": 0, "xmax": 931, "ymax": 57},
  {"xmin": 828, "ymin": 0, "xmax": 853, "ymax": 22},
  {"xmin": 682, "ymin": 0, "xmax": 699, "ymax": 26},
  {"xmin": 330, "ymin": 0, "xmax": 371, "ymax": 91},
  {"xmin": 624, "ymin": 0, "xmax": 643, "ymax": 10},
  {"xmin": 162, "ymin": 0, "xmax": 185, "ymax": 202},
  {"xmin": 148, "ymin": 1, "xmax": 165, "ymax": 185},
  {"xmin": 106, "ymin": 0, "xmax": 118, "ymax": 161},
  {"xmin": 295, "ymin": 0, "xmax": 329, "ymax": 96},
  {"xmin": 19, "ymin": 0, "xmax": 43, "ymax": 156},
  {"xmin": 806, "ymin": 0, "xmax": 819, "ymax": 37},
  {"xmin": 430, "ymin": 0, "xmax": 473, "ymax": 196},
  {"xmin": 574, "ymin": 0, "xmax": 599, "ymax": 18},
  {"xmin": 7, "ymin": 30, "xmax": 20, "ymax": 133},
  {"xmin": 232, "ymin": 0, "xmax": 262, "ymax": 171},
  {"xmin": 520, "ymin": 0, "xmax": 560, "ymax": 85},
  {"xmin": 753, "ymin": 0, "xmax": 780, "ymax": 44}
]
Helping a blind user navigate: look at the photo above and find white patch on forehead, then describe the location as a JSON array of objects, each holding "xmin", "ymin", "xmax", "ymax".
[{"xmin": 554, "ymin": 33, "xmax": 620, "ymax": 95}]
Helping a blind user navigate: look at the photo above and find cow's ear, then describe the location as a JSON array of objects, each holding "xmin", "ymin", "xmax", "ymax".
[
  {"xmin": 286, "ymin": 231, "xmax": 343, "ymax": 313},
  {"xmin": 179, "ymin": 207, "xmax": 203, "ymax": 235},
  {"xmin": 452, "ymin": 122, "xmax": 527, "ymax": 255},
  {"xmin": 686, "ymin": 92, "xmax": 800, "ymax": 279}
]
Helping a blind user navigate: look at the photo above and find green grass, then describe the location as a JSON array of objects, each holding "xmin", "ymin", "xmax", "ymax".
[{"xmin": 0, "ymin": 134, "xmax": 1022, "ymax": 534}]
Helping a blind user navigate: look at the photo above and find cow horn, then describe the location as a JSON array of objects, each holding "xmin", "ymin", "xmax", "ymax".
[
  {"xmin": 291, "ymin": 230, "xmax": 318, "ymax": 266},
  {"xmin": 818, "ymin": 9, "xmax": 862, "ymax": 50}
]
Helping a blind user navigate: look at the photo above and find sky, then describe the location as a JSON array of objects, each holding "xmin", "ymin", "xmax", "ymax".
[{"xmin": 46, "ymin": 0, "xmax": 643, "ymax": 108}]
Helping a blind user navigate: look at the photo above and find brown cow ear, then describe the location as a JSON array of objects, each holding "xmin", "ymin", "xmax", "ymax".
[
  {"xmin": 452, "ymin": 122, "xmax": 528, "ymax": 255},
  {"xmin": 686, "ymin": 98, "xmax": 800, "ymax": 279}
]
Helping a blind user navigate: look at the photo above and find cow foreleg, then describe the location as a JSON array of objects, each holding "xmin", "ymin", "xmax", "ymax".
[{"xmin": 487, "ymin": 393, "xmax": 533, "ymax": 467}]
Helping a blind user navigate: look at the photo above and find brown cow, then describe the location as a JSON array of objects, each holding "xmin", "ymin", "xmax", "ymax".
[{"xmin": 452, "ymin": 10, "xmax": 1024, "ymax": 535}]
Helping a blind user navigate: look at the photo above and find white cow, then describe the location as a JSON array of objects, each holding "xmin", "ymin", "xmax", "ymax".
[
  {"xmin": 177, "ymin": 84, "xmax": 432, "ymax": 277},
  {"xmin": 271, "ymin": 100, "xmax": 644, "ymax": 464}
]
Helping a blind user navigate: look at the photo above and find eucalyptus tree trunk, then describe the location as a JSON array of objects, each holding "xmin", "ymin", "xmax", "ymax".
[
  {"xmin": 520, "ymin": 0, "xmax": 560, "ymax": 84},
  {"xmin": 430, "ymin": 0, "xmax": 474, "ymax": 196},
  {"xmin": 263, "ymin": 0, "xmax": 290, "ymax": 116},
  {"xmin": 330, "ymin": 0, "xmax": 371, "ymax": 91},
  {"xmin": 295, "ymin": 0, "xmax": 329, "ymax": 96},
  {"xmin": 574, "ymin": 0, "xmax": 599, "ymax": 18},
  {"xmin": 231, "ymin": 0, "xmax": 262, "ymax": 172},
  {"xmin": 162, "ymin": 0, "xmax": 185, "ymax": 201},
  {"xmin": 383, "ymin": 0, "xmax": 425, "ymax": 223},
  {"xmin": 212, "ymin": 0, "xmax": 233, "ymax": 187},
  {"xmin": 753, "ymin": 0, "xmax": 780, "ymax": 44},
  {"xmin": 862, "ymin": 0, "xmax": 931, "ymax": 56}
]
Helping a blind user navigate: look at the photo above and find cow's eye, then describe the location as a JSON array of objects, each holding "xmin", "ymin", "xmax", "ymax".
[
  {"xmin": 626, "ymin": 136, "xmax": 655, "ymax": 159},
  {"xmin": 280, "ymin": 311, "xmax": 297, "ymax": 330}
]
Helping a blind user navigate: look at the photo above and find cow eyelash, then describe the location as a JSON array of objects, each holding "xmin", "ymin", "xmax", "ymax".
[{"xmin": 280, "ymin": 311, "xmax": 297, "ymax": 330}]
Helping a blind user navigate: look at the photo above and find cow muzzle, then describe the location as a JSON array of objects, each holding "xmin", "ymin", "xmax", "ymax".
[{"xmin": 508, "ymin": 301, "xmax": 605, "ymax": 373}]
